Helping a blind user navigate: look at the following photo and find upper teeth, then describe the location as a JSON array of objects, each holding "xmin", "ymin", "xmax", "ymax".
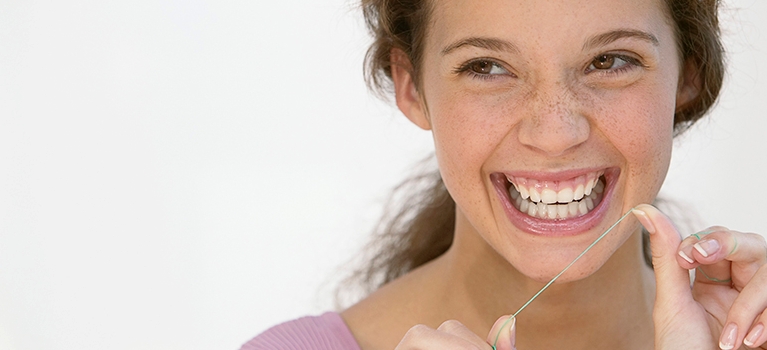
[
  {"xmin": 506, "ymin": 172, "xmax": 605, "ymax": 220},
  {"xmin": 507, "ymin": 172, "xmax": 603, "ymax": 204}
]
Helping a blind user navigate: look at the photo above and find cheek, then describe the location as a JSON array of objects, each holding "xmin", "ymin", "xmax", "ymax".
[
  {"xmin": 425, "ymin": 87, "xmax": 522, "ymax": 208},
  {"xmin": 597, "ymin": 83, "xmax": 675, "ymax": 196}
]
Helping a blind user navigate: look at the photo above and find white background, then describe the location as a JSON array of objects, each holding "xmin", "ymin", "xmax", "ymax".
[{"xmin": 0, "ymin": 1, "xmax": 765, "ymax": 349}]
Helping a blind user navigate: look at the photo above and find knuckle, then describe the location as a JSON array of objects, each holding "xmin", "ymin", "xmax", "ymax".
[
  {"xmin": 748, "ymin": 234, "xmax": 767, "ymax": 261},
  {"xmin": 705, "ymin": 226, "xmax": 729, "ymax": 234},
  {"xmin": 402, "ymin": 324, "xmax": 432, "ymax": 339},
  {"xmin": 729, "ymin": 300, "xmax": 751, "ymax": 317},
  {"xmin": 726, "ymin": 306, "xmax": 760, "ymax": 327},
  {"xmin": 755, "ymin": 234, "xmax": 767, "ymax": 248},
  {"xmin": 437, "ymin": 319, "xmax": 465, "ymax": 332}
]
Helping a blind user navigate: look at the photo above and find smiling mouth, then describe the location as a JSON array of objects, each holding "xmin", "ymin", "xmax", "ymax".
[{"xmin": 505, "ymin": 171, "xmax": 606, "ymax": 220}]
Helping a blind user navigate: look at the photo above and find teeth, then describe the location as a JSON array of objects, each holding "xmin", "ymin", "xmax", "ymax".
[
  {"xmin": 594, "ymin": 179, "xmax": 604, "ymax": 194},
  {"xmin": 541, "ymin": 188, "xmax": 557, "ymax": 204},
  {"xmin": 593, "ymin": 191, "xmax": 602, "ymax": 206},
  {"xmin": 568, "ymin": 202, "xmax": 579, "ymax": 216},
  {"xmin": 527, "ymin": 201, "xmax": 538, "ymax": 217},
  {"xmin": 574, "ymin": 184, "xmax": 584, "ymax": 200},
  {"xmin": 547, "ymin": 204, "xmax": 557, "ymax": 219},
  {"xmin": 584, "ymin": 179, "xmax": 594, "ymax": 196},
  {"xmin": 557, "ymin": 188, "xmax": 574, "ymax": 203},
  {"xmin": 557, "ymin": 204, "xmax": 569, "ymax": 218},
  {"xmin": 507, "ymin": 176, "xmax": 518, "ymax": 190},
  {"xmin": 510, "ymin": 187, "xmax": 520, "ymax": 200},
  {"xmin": 578, "ymin": 201, "xmax": 588, "ymax": 215},
  {"xmin": 519, "ymin": 186, "xmax": 530, "ymax": 200},
  {"xmin": 529, "ymin": 187, "xmax": 541, "ymax": 203},
  {"xmin": 506, "ymin": 173, "xmax": 606, "ymax": 220},
  {"xmin": 536, "ymin": 203, "xmax": 545, "ymax": 219}
]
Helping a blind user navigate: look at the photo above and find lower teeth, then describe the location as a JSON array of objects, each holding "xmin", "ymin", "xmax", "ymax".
[{"xmin": 510, "ymin": 180, "xmax": 603, "ymax": 220}]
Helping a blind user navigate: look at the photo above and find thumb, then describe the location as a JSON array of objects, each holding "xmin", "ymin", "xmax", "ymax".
[
  {"xmin": 632, "ymin": 204, "xmax": 692, "ymax": 306},
  {"xmin": 486, "ymin": 315, "xmax": 516, "ymax": 350}
]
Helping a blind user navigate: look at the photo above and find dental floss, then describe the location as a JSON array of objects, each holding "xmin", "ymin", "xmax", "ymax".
[{"xmin": 491, "ymin": 207, "xmax": 637, "ymax": 350}]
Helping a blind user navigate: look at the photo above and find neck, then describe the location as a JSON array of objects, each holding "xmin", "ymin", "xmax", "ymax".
[{"xmin": 435, "ymin": 213, "xmax": 655, "ymax": 349}]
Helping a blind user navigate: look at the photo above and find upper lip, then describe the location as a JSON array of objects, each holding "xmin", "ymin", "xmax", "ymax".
[{"xmin": 497, "ymin": 167, "xmax": 609, "ymax": 182}]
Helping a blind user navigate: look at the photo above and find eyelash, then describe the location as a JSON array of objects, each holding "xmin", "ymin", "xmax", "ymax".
[
  {"xmin": 586, "ymin": 53, "xmax": 645, "ymax": 77},
  {"xmin": 452, "ymin": 53, "xmax": 645, "ymax": 81},
  {"xmin": 453, "ymin": 58, "xmax": 511, "ymax": 81}
]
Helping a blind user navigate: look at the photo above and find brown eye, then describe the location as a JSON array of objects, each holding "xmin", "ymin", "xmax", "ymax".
[
  {"xmin": 457, "ymin": 59, "xmax": 511, "ymax": 78},
  {"xmin": 592, "ymin": 55, "xmax": 615, "ymax": 70},
  {"xmin": 469, "ymin": 60, "xmax": 495, "ymax": 74}
]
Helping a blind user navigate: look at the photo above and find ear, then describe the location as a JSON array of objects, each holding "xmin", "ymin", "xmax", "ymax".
[
  {"xmin": 390, "ymin": 48, "xmax": 431, "ymax": 130},
  {"xmin": 675, "ymin": 58, "xmax": 702, "ymax": 110}
]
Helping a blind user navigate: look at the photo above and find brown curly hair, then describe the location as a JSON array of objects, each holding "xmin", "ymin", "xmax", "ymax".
[{"xmin": 345, "ymin": 0, "xmax": 725, "ymax": 296}]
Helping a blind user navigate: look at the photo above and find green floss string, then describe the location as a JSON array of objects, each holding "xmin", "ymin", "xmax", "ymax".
[{"xmin": 491, "ymin": 207, "xmax": 637, "ymax": 350}]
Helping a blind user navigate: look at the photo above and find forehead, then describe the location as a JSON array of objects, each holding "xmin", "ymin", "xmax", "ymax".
[{"xmin": 427, "ymin": 0, "xmax": 673, "ymax": 53}]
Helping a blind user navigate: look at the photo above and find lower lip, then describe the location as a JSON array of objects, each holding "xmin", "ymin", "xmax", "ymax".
[{"xmin": 492, "ymin": 169, "xmax": 618, "ymax": 237}]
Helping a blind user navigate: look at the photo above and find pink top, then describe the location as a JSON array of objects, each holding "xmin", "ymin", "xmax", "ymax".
[{"xmin": 240, "ymin": 312, "xmax": 361, "ymax": 350}]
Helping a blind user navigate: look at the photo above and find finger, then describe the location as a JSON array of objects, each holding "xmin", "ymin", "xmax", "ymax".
[
  {"xmin": 689, "ymin": 228, "xmax": 767, "ymax": 265},
  {"xmin": 485, "ymin": 315, "xmax": 516, "ymax": 350},
  {"xmin": 678, "ymin": 234, "xmax": 702, "ymax": 267},
  {"xmin": 396, "ymin": 324, "xmax": 490, "ymax": 350},
  {"xmin": 719, "ymin": 264, "xmax": 767, "ymax": 350},
  {"xmin": 690, "ymin": 234, "xmax": 732, "ymax": 287},
  {"xmin": 437, "ymin": 320, "xmax": 489, "ymax": 345},
  {"xmin": 689, "ymin": 229, "xmax": 767, "ymax": 288},
  {"xmin": 676, "ymin": 226, "xmax": 727, "ymax": 266},
  {"xmin": 744, "ymin": 313, "xmax": 766, "ymax": 348},
  {"xmin": 633, "ymin": 204, "xmax": 693, "ymax": 306}
]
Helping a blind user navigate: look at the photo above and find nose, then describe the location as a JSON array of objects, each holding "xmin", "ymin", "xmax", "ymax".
[{"xmin": 517, "ymin": 83, "xmax": 590, "ymax": 156}]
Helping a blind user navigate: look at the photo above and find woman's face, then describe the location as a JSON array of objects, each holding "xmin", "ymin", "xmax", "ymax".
[{"xmin": 396, "ymin": 0, "xmax": 693, "ymax": 281}]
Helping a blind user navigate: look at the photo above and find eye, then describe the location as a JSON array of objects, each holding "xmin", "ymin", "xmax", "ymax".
[
  {"xmin": 467, "ymin": 60, "xmax": 508, "ymax": 75},
  {"xmin": 586, "ymin": 54, "xmax": 639, "ymax": 73},
  {"xmin": 454, "ymin": 58, "xmax": 512, "ymax": 80}
]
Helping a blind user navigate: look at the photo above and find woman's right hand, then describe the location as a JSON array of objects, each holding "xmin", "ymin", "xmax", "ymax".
[{"xmin": 395, "ymin": 315, "xmax": 517, "ymax": 350}]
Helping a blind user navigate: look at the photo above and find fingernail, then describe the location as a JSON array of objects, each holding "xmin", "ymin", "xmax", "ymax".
[
  {"xmin": 678, "ymin": 250, "xmax": 694, "ymax": 263},
  {"xmin": 720, "ymin": 323, "xmax": 737, "ymax": 349},
  {"xmin": 745, "ymin": 323, "xmax": 764, "ymax": 347},
  {"xmin": 632, "ymin": 209, "xmax": 656, "ymax": 234},
  {"xmin": 508, "ymin": 316, "xmax": 516, "ymax": 349},
  {"xmin": 694, "ymin": 239, "xmax": 720, "ymax": 258}
]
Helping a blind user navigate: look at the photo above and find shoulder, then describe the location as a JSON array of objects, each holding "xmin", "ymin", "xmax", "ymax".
[{"xmin": 240, "ymin": 312, "xmax": 361, "ymax": 350}]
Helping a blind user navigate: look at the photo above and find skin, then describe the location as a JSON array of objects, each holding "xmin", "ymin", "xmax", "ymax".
[{"xmin": 341, "ymin": 0, "xmax": 767, "ymax": 349}]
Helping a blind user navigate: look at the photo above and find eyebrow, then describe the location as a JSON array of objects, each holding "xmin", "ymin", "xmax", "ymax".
[
  {"xmin": 582, "ymin": 29, "xmax": 659, "ymax": 51},
  {"xmin": 440, "ymin": 29, "xmax": 659, "ymax": 57},
  {"xmin": 441, "ymin": 37, "xmax": 519, "ymax": 56}
]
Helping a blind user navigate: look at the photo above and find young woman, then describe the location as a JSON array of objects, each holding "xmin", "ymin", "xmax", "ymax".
[{"xmin": 243, "ymin": 0, "xmax": 767, "ymax": 349}]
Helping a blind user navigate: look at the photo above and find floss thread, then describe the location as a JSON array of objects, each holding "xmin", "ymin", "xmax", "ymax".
[{"xmin": 491, "ymin": 208, "xmax": 637, "ymax": 350}]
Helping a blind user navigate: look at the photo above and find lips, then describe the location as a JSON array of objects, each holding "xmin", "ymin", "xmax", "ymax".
[{"xmin": 491, "ymin": 168, "xmax": 619, "ymax": 236}]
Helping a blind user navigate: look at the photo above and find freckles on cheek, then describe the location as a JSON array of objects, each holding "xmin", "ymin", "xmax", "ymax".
[
  {"xmin": 430, "ymin": 92, "xmax": 516, "ymax": 201},
  {"xmin": 594, "ymin": 81, "xmax": 675, "ymax": 154},
  {"xmin": 431, "ymin": 93, "xmax": 512, "ymax": 160},
  {"xmin": 612, "ymin": 96, "xmax": 675, "ymax": 198}
]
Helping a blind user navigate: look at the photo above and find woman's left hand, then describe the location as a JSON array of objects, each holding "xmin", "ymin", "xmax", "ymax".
[{"xmin": 634, "ymin": 204, "xmax": 767, "ymax": 350}]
